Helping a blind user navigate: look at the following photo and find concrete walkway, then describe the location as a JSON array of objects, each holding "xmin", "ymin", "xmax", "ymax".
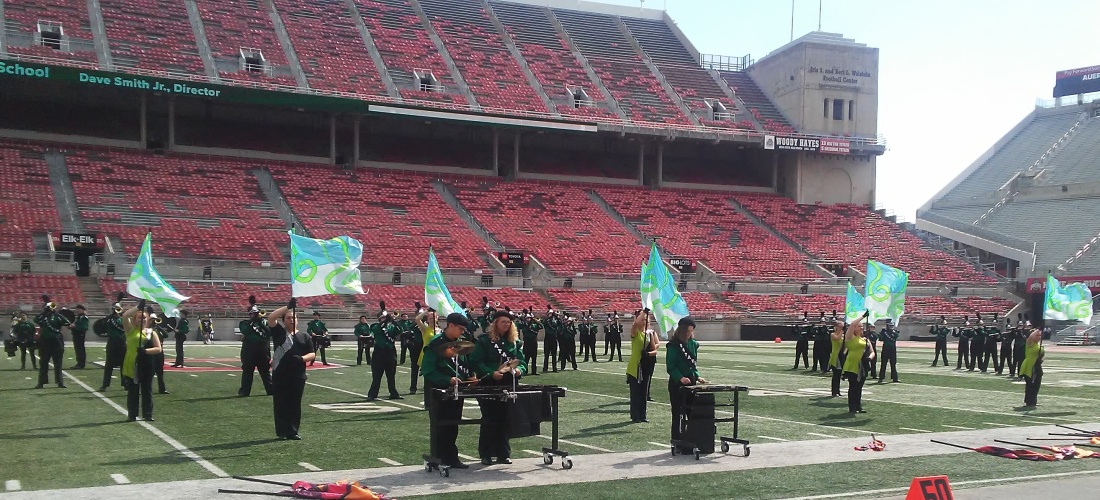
[{"xmin": 3, "ymin": 422, "xmax": 1098, "ymax": 499}]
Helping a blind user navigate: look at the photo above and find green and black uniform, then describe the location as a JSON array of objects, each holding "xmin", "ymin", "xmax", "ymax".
[
  {"xmin": 422, "ymin": 333, "xmax": 473, "ymax": 466},
  {"xmin": 34, "ymin": 309, "xmax": 66, "ymax": 387},
  {"xmin": 153, "ymin": 323, "xmax": 169, "ymax": 393},
  {"xmin": 542, "ymin": 315, "xmax": 559, "ymax": 372},
  {"xmin": 877, "ymin": 326, "xmax": 899, "ymax": 382},
  {"xmin": 997, "ymin": 322, "xmax": 1013, "ymax": 375},
  {"xmin": 666, "ymin": 337, "xmax": 701, "ymax": 447},
  {"xmin": 239, "ymin": 318, "xmax": 273, "ymax": 396},
  {"xmin": 969, "ymin": 325, "xmax": 984, "ymax": 371},
  {"xmin": 404, "ymin": 319, "xmax": 424, "ymax": 393},
  {"xmin": 559, "ymin": 320, "xmax": 578, "ymax": 371},
  {"xmin": 813, "ymin": 323, "xmax": 831, "ymax": 373},
  {"xmin": 793, "ymin": 323, "xmax": 811, "ymax": 369},
  {"xmin": 71, "ymin": 312, "xmax": 89, "ymax": 369},
  {"xmin": 12, "ymin": 319, "xmax": 37, "ymax": 370},
  {"xmin": 469, "ymin": 333, "xmax": 526, "ymax": 462},
  {"xmin": 1012, "ymin": 325, "xmax": 1028, "ymax": 377},
  {"xmin": 306, "ymin": 319, "xmax": 329, "ymax": 366},
  {"xmin": 519, "ymin": 317, "xmax": 541, "ymax": 375},
  {"xmin": 173, "ymin": 317, "xmax": 190, "ymax": 367},
  {"xmin": 354, "ymin": 321, "xmax": 372, "ymax": 365},
  {"xmin": 981, "ymin": 324, "xmax": 1000, "ymax": 372},
  {"xmin": 954, "ymin": 326, "xmax": 972, "ymax": 370},
  {"xmin": 930, "ymin": 324, "xmax": 949, "ymax": 366},
  {"xmin": 100, "ymin": 314, "xmax": 126, "ymax": 390},
  {"xmin": 367, "ymin": 320, "xmax": 402, "ymax": 399}
]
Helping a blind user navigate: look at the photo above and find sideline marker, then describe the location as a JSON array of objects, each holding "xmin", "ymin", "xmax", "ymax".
[{"xmin": 905, "ymin": 475, "xmax": 954, "ymax": 500}]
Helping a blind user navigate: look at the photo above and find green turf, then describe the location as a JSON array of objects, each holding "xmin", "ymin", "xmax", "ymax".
[{"xmin": 2, "ymin": 342, "xmax": 1099, "ymax": 492}]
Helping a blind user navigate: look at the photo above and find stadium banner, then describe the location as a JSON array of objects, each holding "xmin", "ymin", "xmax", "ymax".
[
  {"xmin": 668, "ymin": 258, "xmax": 694, "ymax": 272},
  {"xmin": 1053, "ymin": 64, "xmax": 1100, "ymax": 98},
  {"xmin": 1027, "ymin": 275, "xmax": 1100, "ymax": 293},
  {"xmin": 497, "ymin": 252, "xmax": 525, "ymax": 268},
  {"xmin": 52, "ymin": 232, "xmax": 104, "ymax": 251},
  {"xmin": 765, "ymin": 135, "xmax": 851, "ymax": 155}
]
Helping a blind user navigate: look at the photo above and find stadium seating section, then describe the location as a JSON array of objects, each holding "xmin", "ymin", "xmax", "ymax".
[
  {"xmin": 718, "ymin": 71, "xmax": 794, "ymax": 133},
  {"xmin": 99, "ymin": 0, "xmax": 205, "ymax": 73},
  {"xmin": 735, "ymin": 193, "xmax": 995, "ymax": 283},
  {"xmin": 269, "ymin": 167, "xmax": 489, "ymax": 270},
  {"xmin": 0, "ymin": 143, "xmax": 61, "ymax": 252},
  {"xmin": 66, "ymin": 148, "xmax": 288, "ymax": 262},
  {"xmin": 596, "ymin": 187, "xmax": 819, "ymax": 281},
  {"xmin": 722, "ymin": 293, "xmax": 1015, "ymax": 319},
  {"xmin": 0, "ymin": 274, "xmax": 83, "ymax": 311},
  {"xmin": 272, "ymin": 0, "xmax": 385, "ymax": 94},
  {"xmin": 447, "ymin": 178, "xmax": 646, "ymax": 275},
  {"xmin": 195, "ymin": 0, "xmax": 296, "ymax": 86},
  {"xmin": 3, "ymin": 0, "xmax": 99, "ymax": 63}
]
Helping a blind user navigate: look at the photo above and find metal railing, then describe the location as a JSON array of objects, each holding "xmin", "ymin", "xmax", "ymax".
[
  {"xmin": 0, "ymin": 52, "xmax": 887, "ymax": 149},
  {"xmin": 699, "ymin": 54, "xmax": 753, "ymax": 72}
]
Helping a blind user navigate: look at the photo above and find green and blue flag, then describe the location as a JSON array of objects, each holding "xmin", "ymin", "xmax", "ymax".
[
  {"xmin": 865, "ymin": 259, "xmax": 908, "ymax": 325},
  {"xmin": 425, "ymin": 248, "xmax": 462, "ymax": 316},
  {"xmin": 127, "ymin": 233, "xmax": 188, "ymax": 317},
  {"xmin": 1043, "ymin": 274, "xmax": 1093, "ymax": 324},
  {"xmin": 289, "ymin": 231, "xmax": 365, "ymax": 298},
  {"xmin": 640, "ymin": 244, "xmax": 690, "ymax": 339}
]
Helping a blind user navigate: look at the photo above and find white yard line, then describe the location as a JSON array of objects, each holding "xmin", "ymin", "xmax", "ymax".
[
  {"xmin": 64, "ymin": 371, "xmax": 229, "ymax": 478},
  {"xmin": 4, "ymin": 480, "xmax": 21, "ymax": 492},
  {"xmin": 457, "ymin": 453, "xmax": 477, "ymax": 462},
  {"xmin": 521, "ymin": 450, "xmax": 542, "ymax": 456},
  {"xmin": 898, "ymin": 427, "xmax": 932, "ymax": 433},
  {"xmin": 110, "ymin": 474, "xmax": 130, "ymax": 485},
  {"xmin": 377, "ymin": 458, "xmax": 402, "ymax": 466},
  {"xmin": 985, "ymin": 422, "xmax": 1015, "ymax": 427},
  {"xmin": 298, "ymin": 462, "xmax": 322, "ymax": 472},
  {"xmin": 648, "ymin": 441, "xmax": 669, "ymax": 448},
  {"xmin": 806, "ymin": 432, "xmax": 838, "ymax": 439},
  {"xmin": 537, "ymin": 435, "xmax": 612, "ymax": 452},
  {"xmin": 305, "ymin": 381, "xmax": 423, "ymax": 411},
  {"xmin": 941, "ymin": 424, "xmax": 976, "ymax": 430},
  {"xmin": 757, "ymin": 435, "xmax": 790, "ymax": 442}
]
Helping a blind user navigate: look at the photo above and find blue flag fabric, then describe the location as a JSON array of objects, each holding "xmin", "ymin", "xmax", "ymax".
[
  {"xmin": 640, "ymin": 244, "xmax": 690, "ymax": 339},
  {"xmin": 127, "ymin": 233, "xmax": 189, "ymax": 317},
  {"xmin": 865, "ymin": 260, "xmax": 909, "ymax": 325},
  {"xmin": 425, "ymin": 248, "xmax": 463, "ymax": 316},
  {"xmin": 845, "ymin": 283, "xmax": 866, "ymax": 323},
  {"xmin": 289, "ymin": 231, "xmax": 365, "ymax": 298},
  {"xmin": 1044, "ymin": 275, "xmax": 1094, "ymax": 324}
]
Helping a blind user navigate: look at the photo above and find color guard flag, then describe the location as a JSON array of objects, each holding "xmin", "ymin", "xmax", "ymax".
[
  {"xmin": 289, "ymin": 231, "xmax": 365, "ymax": 298},
  {"xmin": 425, "ymin": 248, "xmax": 462, "ymax": 316},
  {"xmin": 127, "ymin": 233, "xmax": 189, "ymax": 317}
]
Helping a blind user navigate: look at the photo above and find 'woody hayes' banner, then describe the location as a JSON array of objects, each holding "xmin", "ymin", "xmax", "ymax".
[
  {"xmin": 764, "ymin": 136, "xmax": 850, "ymax": 155},
  {"xmin": 1053, "ymin": 64, "xmax": 1100, "ymax": 98}
]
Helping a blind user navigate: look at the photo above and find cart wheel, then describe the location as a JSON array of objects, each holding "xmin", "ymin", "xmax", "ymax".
[
  {"xmin": 562, "ymin": 458, "xmax": 573, "ymax": 470},
  {"xmin": 693, "ymin": 448, "xmax": 701, "ymax": 460},
  {"xmin": 543, "ymin": 454, "xmax": 553, "ymax": 465},
  {"xmin": 440, "ymin": 467, "xmax": 450, "ymax": 478},
  {"xmin": 671, "ymin": 446, "xmax": 677, "ymax": 456},
  {"xmin": 721, "ymin": 442, "xmax": 730, "ymax": 453},
  {"xmin": 744, "ymin": 446, "xmax": 751, "ymax": 457}
]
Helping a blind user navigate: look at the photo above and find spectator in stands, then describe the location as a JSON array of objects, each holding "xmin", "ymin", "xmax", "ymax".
[
  {"xmin": 121, "ymin": 302, "xmax": 162, "ymax": 421},
  {"xmin": 1019, "ymin": 328, "xmax": 1045, "ymax": 409},
  {"xmin": 627, "ymin": 309, "xmax": 655, "ymax": 423},
  {"xmin": 842, "ymin": 316, "xmax": 873, "ymax": 414},
  {"xmin": 267, "ymin": 298, "xmax": 315, "ymax": 440}
]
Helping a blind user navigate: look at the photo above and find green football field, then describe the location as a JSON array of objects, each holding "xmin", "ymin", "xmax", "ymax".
[{"xmin": 2, "ymin": 341, "xmax": 1099, "ymax": 498}]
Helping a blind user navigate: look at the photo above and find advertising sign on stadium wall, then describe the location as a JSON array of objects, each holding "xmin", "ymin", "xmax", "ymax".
[
  {"xmin": 1026, "ymin": 275, "xmax": 1100, "ymax": 293},
  {"xmin": 51, "ymin": 232, "xmax": 104, "ymax": 251},
  {"xmin": 498, "ymin": 252, "xmax": 526, "ymax": 268},
  {"xmin": 668, "ymin": 258, "xmax": 694, "ymax": 272},
  {"xmin": 764, "ymin": 135, "xmax": 850, "ymax": 155},
  {"xmin": 1053, "ymin": 64, "xmax": 1100, "ymax": 98}
]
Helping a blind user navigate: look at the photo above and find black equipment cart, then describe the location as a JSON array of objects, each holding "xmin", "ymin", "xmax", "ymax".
[
  {"xmin": 423, "ymin": 383, "xmax": 569, "ymax": 477},
  {"xmin": 671, "ymin": 384, "xmax": 750, "ymax": 459}
]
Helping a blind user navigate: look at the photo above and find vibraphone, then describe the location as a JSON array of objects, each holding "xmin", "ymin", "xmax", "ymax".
[
  {"xmin": 423, "ymin": 383, "xmax": 569, "ymax": 477},
  {"xmin": 671, "ymin": 384, "xmax": 750, "ymax": 459}
]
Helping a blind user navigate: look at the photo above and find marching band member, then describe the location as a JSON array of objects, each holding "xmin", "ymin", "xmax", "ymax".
[
  {"xmin": 793, "ymin": 312, "xmax": 811, "ymax": 370},
  {"xmin": 367, "ymin": 302, "xmax": 403, "ymax": 401},
  {"xmin": 519, "ymin": 309, "xmax": 540, "ymax": 375},
  {"xmin": 267, "ymin": 298, "xmax": 315, "ymax": 440},
  {"xmin": 996, "ymin": 316, "xmax": 1014, "ymax": 376},
  {"xmin": 415, "ymin": 306, "xmax": 439, "ymax": 404},
  {"xmin": 969, "ymin": 314, "xmax": 984, "ymax": 371},
  {"xmin": 12, "ymin": 312, "xmax": 37, "ymax": 371},
  {"xmin": 843, "ymin": 316, "xmax": 873, "ymax": 414},
  {"xmin": 642, "ymin": 323, "xmax": 660, "ymax": 401},
  {"xmin": 122, "ymin": 302, "xmax": 162, "ymax": 421},
  {"xmin": 559, "ymin": 313, "xmax": 578, "ymax": 371},
  {"xmin": 151, "ymin": 315, "xmax": 170, "ymax": 394},
  {"xmin": 1020, "ymin": 327, "xmax": 1044, "ymax": 408},
  {"xmin": 954, "ymin": 316, "xmax": 972, "ymax": 370},
  {"xmin": 605, "ymin": 312, "xmax": 623, "ymax": 362},
  {"xmin": 828, "ymin": 317, "xmax": 844, "ymax": 398},
  {"xmin": 307, "ymin": 311, "xmax": 330, "ymax": 366},
  {"xmin": 354, "ymin": 315, "xmax": 372, "ymax": 365},
  {"xmin": 171, "ymin": 310, "xmax": 189, "ymax": 368},
  {"xmin": 542, "ymin": 306, "xmax": 558, "ymax": 373},
  {"xmin": 69, "ymin": 305, "xmax": 89, "ymax": 370},
  {"xmin": 239, "ymin": 297, "xmax": 273, "ymax": 397},
  {"xmin": 930, "ymin": 315, "xmax": 949, "ymax": 367},
  {"xmin": 1012, "ymin": 314, "xmax": 1030, "ymax": 379},
  {"xmin": 99, "ymin": 294, "xmax": 127, "ymax": 392},
  {"xmin": 199, "ymin": 314, "xmax": 214, "ymax": 344},
  {"xmin": 627, "ymin": 309, "xmax": 654, "ymax": 423},
  {"xmin": 470, "ymin": 310, "xmax": 527, "ymax": 465},
  {"xmin": 404, "ymin": 311, "xmax": 424, "ymax": 395},
  {"xmin": 877, "ymin": 318, "xmax": 899, "ymax": 383},
  {"xmin": 422, "ymin": 313, "xmax": 475, "ymax": 469},
  {"xmin": 981, "ymin": 313, "xmax": 1001, "ymax": 373},
  {"xmin": 667, "ymin": 317, "xmax": 707, "ymax": 449},
  {"xmin": 34, "ymin": 297, "xmax": 67, "ymax": 389}
]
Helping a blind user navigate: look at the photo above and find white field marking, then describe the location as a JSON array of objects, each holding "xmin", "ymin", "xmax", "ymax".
[
  {"xmin": 5, "ymin": 480, "xmax": 21, "ymax": 491},
  {"xmin": 567, "ymin": 385, "xmax": 879, "ymax": 436},
  {"xmin": 298, "ymin": 462, "xmax": 321, "ymax": 472},
  {"xmin": 648, "ymin": 441, "xmax": 669, "ymax": 448},
  {"xmin": 806, "ymin": 432, "xmax": 838, "ymax": 438},
  {"xmin": 377, "ymin": 458, "xmax": 402, "ymax": 466},
  {"xmin": 226, "ymin": 373, "xmax": 236, "ymax": 377},
  {"xmin": 189, "ymin": 374, "xmax": 198, "ymax": 377},
  {"xmin": 898, "ymin": 427, "xmax": 932, "ymax": 433},
  {"xmin": 537, "ymin": 434, "xmax": 612, "ymax": 453},
  {"xmin": 985, "ymin": 422, "xmax": 1015, "ymax": 427},
  {"xmin": 941, "ymin": 424, "xmax": 976, "ymax": 430},
  {"xmin": 521, "ymin": 450, "xmax": 542, "ymax": 456},
  {"xmin": 304, "ymin": 381, "xmax": 423, "ymax": 411},
  {"xmin": 757, "ymin": 435, "xmax": 790, "ymax": 442},
  {"xmin": 110, "ymin": 474, "xmax": 130, "ymax": 484},
  {"xmin": 64, "ymin": 371, "xmax": 229, "ymax": 478},
  {"xmin": 1022, "ymin": 419, "xmax": 1050, "ymax": 424},
  {"xmin": 457, "ymin": 453, "xmax": 477, "ymax": 462},
  {"xmin": 778, "ymin": 468, "xmax": 1100, "ymax": 500},
  {"xmin": 205, "ymin": 360, "xmax": 237, "ymax": 368}
]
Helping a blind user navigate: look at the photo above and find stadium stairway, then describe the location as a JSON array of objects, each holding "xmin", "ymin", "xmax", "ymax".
[
  {"xmin": 406, "ymin": 0, "xmax": 481, "ymax": 109},
  {"xmin": 478, "ymin": 0, "xmax": 559, "ymax": 115},
  {"xmin": 252, "ymin": 167, "xmax": 308, "ymax": 236},
  {"xmin": 727, "ymin": 199, "xmax": 836, "ymax": 280},
  {"xmin": 543, "ymin": 5, "xmax": 628, "ymax": 120},
  {"xmin": 44, "ymin": 150, "xmax": 85, "ymax": 233},
  {"xmin": 266, "ymin": 0, "xmax": 310, "ymax": 88},
  {"xmin": 344, "ymin": 0, "xmax": 400, "ymax": 98},
  {"xmin": 613, "ymin": 16, "xmax": 701, "ymax": 127},
  {"xmin": 76, "ymin": 275, "xmax": 109, "ymax": 315},
  {"xmin": 182, "ymin": 0, "xmax": 219, "ymax": 80},
  {"xmin": 585, "ymin": 189, "xmax": 657, "ymax": 248},
  {"xmin": 431, "ymin": 179, "xmax": 505, "ymax": 252}
]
